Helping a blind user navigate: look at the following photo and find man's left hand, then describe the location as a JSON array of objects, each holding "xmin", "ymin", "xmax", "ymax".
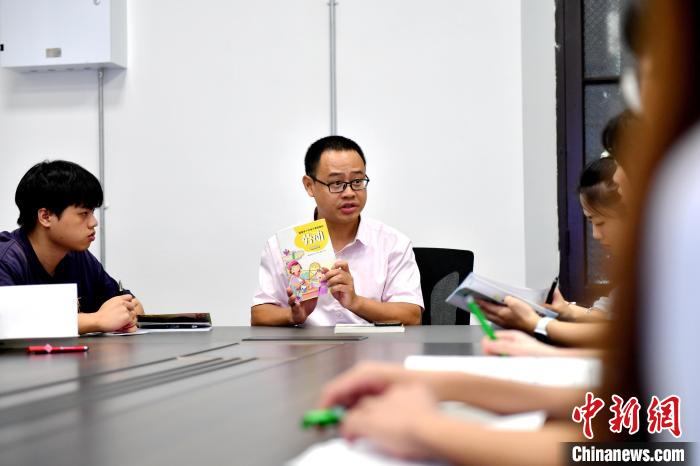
[{"xmin": 323, "ymin": 260, "xmax": 361, "ymax": 311}]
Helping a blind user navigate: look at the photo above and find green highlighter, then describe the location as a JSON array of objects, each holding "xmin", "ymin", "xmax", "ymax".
[
  {"xmin": 466, "ymin": 295, "xmax": 497, "ymax": 341},
  {"xmin": 301, "ymin": 406, "xmax": 345, "ymax": 429}
]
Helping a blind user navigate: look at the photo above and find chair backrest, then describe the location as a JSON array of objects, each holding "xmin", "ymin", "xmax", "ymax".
[{"xmin": 413, "ymin": 247, "xmax": 474, "ymax": 325}]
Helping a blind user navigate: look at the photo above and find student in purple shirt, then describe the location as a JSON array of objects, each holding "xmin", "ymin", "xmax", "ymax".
[{"xmin": 0, "ymin": 160, "xmax": 143, "ymax": 334}]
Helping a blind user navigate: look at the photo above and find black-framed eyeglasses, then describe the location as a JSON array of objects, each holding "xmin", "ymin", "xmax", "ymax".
[{"xmin": 311, "ymin": 176, "xmax": 370, "ymax": 193}]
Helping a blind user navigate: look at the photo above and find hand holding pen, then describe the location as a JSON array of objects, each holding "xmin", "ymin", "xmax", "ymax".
[{"xmin": 112, "ymin": 281, "xmax": 137, "ymax": 332}]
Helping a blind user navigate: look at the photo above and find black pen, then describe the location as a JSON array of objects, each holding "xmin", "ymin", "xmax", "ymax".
[{"xmin": 545, "ymin": 276, "xmax": 559, "ymax": 304}]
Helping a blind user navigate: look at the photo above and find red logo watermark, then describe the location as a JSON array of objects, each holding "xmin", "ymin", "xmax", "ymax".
[
  {"xmin": 572, "ymin": 392, "xmax": 681, "ymax": 440},
  {"xmin": 647, "ymin": 395, "xmax": 682, "ymax": 438}
]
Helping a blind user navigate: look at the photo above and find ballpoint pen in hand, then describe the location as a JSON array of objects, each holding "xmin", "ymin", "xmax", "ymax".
[{"xmin": 545, "ymin": 276, "xmax": 559, "ymax": 305}]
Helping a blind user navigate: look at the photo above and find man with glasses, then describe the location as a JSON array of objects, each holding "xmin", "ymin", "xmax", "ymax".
[{"xmin": 251, "ymin": 136, "xmax": 423, "ymax": 326}]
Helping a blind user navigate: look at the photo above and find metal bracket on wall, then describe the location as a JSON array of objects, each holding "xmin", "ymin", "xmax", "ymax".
[
  {"xmin": 328, "ymin": 0, "xmax": 338, "ymax": 135},
  {"xmin": 98, "ymin": 68, "xmax": 107, "ymax": 266}
]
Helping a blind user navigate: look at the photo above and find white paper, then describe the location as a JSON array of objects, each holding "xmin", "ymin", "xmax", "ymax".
[
  {"xmin": 0, "ymin": 284, "xmax": 78, "ymax": 339},
  {"xmin": 404, "ymin": 355, "xmax": 601, "ymax": 387},
  {"xmin": 334, "ymin": 324, "xmax": 405, "ymax": 334},
  {"xmin": 287, "ymin": 439, "xmax": 447, "ymax": 466},
  {"xmin": 438, "ymin": 401, "xmax": 546, "ymax": 430}
]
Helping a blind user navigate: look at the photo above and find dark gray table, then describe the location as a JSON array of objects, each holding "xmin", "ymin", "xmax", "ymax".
[{"xmin": 0, "ymin": 326, "xmax": 484, "ymax": 466}]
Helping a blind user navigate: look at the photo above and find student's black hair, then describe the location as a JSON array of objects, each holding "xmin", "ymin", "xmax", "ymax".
[
  {"xmin": 15, "ymin": 160, "xmax": 103, "ymax": 231},
  {"xmin": 578, "ymin": 157, "xmax": 624, "ymax": 217},
  {"xmin": 601, "ymin": 110, "xmax": 637, "ymax": 163},
  {"xmin": 304, "ymin": 135, "xmax": 366, "ymax": 177}
]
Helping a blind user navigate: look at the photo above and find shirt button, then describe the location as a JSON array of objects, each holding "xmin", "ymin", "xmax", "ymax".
[{"xmin": 336, "ymin": 311, "xmax": 342, "ymax": 317}]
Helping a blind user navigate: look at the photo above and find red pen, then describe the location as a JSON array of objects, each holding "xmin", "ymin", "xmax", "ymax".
[{"xmin": 26, "ymin": 344, "xmax": 89, "ymax": 354}]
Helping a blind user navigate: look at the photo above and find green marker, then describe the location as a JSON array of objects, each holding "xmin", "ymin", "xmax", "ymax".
[
  {"xmin": 466, "ymin": 295, "xmax": 497, "ymax": 341},
  {"xmin": 301, "ymin": 406, "xmax": 345, "ymax": 429}
]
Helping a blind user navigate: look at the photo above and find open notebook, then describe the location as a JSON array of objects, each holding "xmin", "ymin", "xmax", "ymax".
[{"xmin": 446, "ymin": 272, "xmax": 558, "ymax": 318}]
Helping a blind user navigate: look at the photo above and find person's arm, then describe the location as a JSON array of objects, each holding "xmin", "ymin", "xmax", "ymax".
[
  {"xmin": 251, "ymin": 287, "xmax": 318, "ymax": 326},
  {"xmin": 78, "ymin": 294, "xmax": 136, "ymax": 334},
  {"xmin": 545, "ymin": 288, "xmax": 608, "ymax": 322},
  {"xmin": 338, "ymin": 382, "xmax": 580, "ymax": 466},
  {"xmin": 544, "ymin": 320, "xmax": 608, "ymax": 347},
  {"xmin": 481, "ymin": 330, "xmax": 604, "ymax": 358},
  {"xmin": 319, "ymin": 361, "xmax": 584, "ymax": 419},
  {"xmin": 559, "ymin": 304, "xmax": 609, "ymax": 322},
  {"xmin": 324, "ymin": 260, "xmax": 421, "ymax": 325},
  {"xmin": 349, "ymin": 297, "xmax": 421, "ymax": 325},
  {"xmin": 412, "ymin": 416, "xmax": 578, "ymax": 466},
  {"xmin": 251, "ymin": 304, "xmax": 295, "ymax": 326},
  {"xmin": 478, "ymin": 297, "xmax": 608, "ymax": 347}
]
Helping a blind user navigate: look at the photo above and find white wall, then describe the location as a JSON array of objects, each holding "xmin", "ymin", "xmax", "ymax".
[
  {"xmin": 0, "ymin": 70, "xmax": 104, "ymax": 252},
  {"xmin": 338, "ymin": 0, "xmax": 529, "ymax": 286},
  {"xmin": 521, "ymin": 0, "xmax": 559, "ymax": 287},
  {"xmin": 0, "ymin": 0, "xmax": 557, "ymax": 325}
]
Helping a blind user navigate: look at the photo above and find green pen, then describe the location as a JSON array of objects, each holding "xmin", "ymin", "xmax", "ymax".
[
  {"xmin": 301, "ymin": 406, "xmax": 345, "ymax": 429},
  {"xmin": 466, "ymin": 295, "xmax": 497, "ymax": 341}
]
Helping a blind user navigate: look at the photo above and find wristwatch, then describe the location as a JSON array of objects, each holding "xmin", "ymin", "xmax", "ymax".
[{"xmin": 534, "ymin": 316, "xmax": 555, "ymax": 337}]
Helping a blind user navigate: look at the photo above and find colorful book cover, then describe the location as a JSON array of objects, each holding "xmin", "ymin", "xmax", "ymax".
[{"xmin": 276, "ymin": 219, "xmax": 336, "ymax": 302}]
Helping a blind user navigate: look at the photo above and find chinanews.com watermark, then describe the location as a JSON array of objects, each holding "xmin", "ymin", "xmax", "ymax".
[
  {"xmin": 565, "ymin": 392, "xmax": 693, "ymax": 465},
  {"xmin": 566, "ymin": 443, "xmax": 691, "ymax": 465}
]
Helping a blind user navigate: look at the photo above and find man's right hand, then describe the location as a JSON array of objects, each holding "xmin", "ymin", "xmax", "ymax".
[
  {"xmin": 287, "ymin": 287, "xmax": 317, "ymax": 325},
  {"xmin": 95, "ymin": 294, "xmax": 137, "ymax": 332}
]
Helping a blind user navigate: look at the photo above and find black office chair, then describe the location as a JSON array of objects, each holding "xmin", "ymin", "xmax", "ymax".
[{"xmin": 413, "ymin": 247, "xmax": 474, "ymax": 325}]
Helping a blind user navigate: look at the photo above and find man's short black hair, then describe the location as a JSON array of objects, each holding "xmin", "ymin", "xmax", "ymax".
[
  {"xmin": 304, "ymin": 135, "xmax": 366, "ymax": 176},
  {"xmin": 15, "ymin": 160, "xmax": 103, "ymax": 231}
]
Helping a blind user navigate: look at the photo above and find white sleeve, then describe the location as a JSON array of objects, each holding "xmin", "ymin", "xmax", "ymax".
[
  {"xmin": 382, "ymin": 239, "xmax": 424, "ymax": 309},
  {"xmin": 251, "ymin": 238, "xmax": 288, "ymax": 307}
]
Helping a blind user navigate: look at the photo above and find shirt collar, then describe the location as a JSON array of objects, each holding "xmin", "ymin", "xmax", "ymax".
[
  {"xmin": 312, "ymin": 209, "xmax": 368, "ymax": 248},
  {"xmin": 354, "ymin": 217, "xmax": 370, "ymax": 246}
]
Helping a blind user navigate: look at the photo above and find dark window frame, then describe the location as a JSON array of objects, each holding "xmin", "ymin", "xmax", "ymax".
[{"xmin": 556, "ymin": 0, "xmax": 617, "ymax": 303}]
